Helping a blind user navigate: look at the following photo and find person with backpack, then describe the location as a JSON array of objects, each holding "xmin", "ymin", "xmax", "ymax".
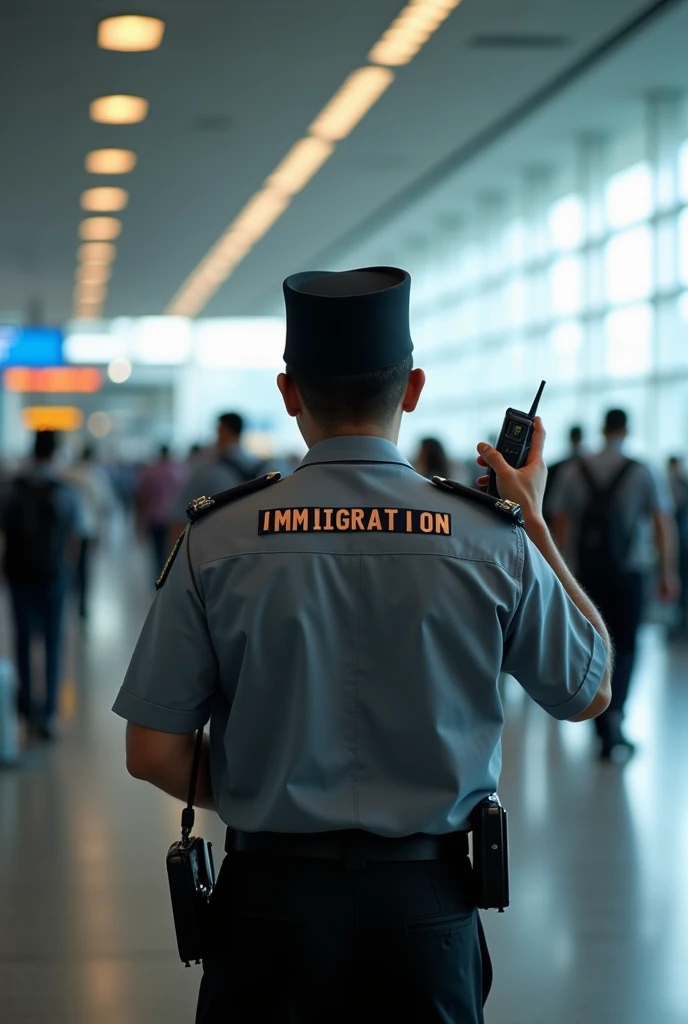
[
  {"xmin": 2, "ymin": 430, "xmax": 83, "ymax": 740},
  {"xmin": 168, "ymin": 412, "xmax": 265, "ymax": 539},
  {"xmin": 550, "ymin": 409, "xmax": 679, "ymax": 760}
]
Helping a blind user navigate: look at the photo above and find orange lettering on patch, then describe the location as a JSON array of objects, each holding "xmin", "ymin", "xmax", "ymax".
[
  {"xmin": 274, "ymin": 509, "xmax": 292, "ymax": 532},
  {"xmin": 292, "ymin": 509, "xmax": 308, "ymax": 530},
  {"xmin": 406, "ymin": 510, "xmax": 413, "ymax": 532},
  {"xmin": 323, "ymin": 508, "xmax": 334, "ymax": 531},
  {"xmin": 313, "ymin": 508, "xmax": 322, "ymax": 530},
  {"xmin": 336, "ymin": 509, "xmax": 350, "ymax": 530},
  {"xmin": 367, "ymin": 509, "xmax": 382, "ymax": 531},
  {"xmin": 420, "ymin": 512, "xmax": 434, "ymax": 533},
  {"xmin": 351, "ymin": 509, "xmax": 365, "ymax": 530},
  {"xmin": 262, "ymin": 510, "xmax": 271, "ymax": 532},
  {"xmin": 435, "ymin": 513, "xmax": 450, "ymax": 535},
  {"xmin": 385, "ymin": 508, "xmax": 399, "ymax": 530}
]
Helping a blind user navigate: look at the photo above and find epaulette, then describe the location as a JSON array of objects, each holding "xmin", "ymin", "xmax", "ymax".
[
  {"xmin": 431, "ymin": 476, "xmax": 525, "ymax": 528},
  {"xmin": 156, "ymin": 473, "xmax": 282, "ymax": 590},
  {"xmin": 186, "ymin": 472, "xmax": 282, "ymax": 524}
]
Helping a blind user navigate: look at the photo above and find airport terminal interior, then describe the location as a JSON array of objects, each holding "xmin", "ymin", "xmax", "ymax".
[{"xmin": 2, "ymin": 1, "xmax": 688, "ymax": 1021}]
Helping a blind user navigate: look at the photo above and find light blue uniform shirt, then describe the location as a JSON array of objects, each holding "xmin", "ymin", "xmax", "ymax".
[{"xmin": 114, "ymin": 436, "xmax": 605, "ymax": 838}]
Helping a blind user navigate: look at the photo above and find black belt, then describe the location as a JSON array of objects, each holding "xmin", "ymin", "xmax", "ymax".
[{"xmin": 226, "ymin": 828, "xmax": 469, "ymax": 868}]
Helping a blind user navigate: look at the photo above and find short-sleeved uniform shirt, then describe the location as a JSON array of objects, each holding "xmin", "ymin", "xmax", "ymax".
[
  {"xmin": 114, "ymin": 436, "xmax": 606, "ymax": 838},
  {"xmin": 548, "ymin": 444, "xmax": 672, "ymax": 573}
]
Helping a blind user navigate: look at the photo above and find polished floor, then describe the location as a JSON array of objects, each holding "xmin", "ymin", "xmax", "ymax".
[{"xmin": 1, "ymin": 531, "xmax": 687, "ymax": 1024}]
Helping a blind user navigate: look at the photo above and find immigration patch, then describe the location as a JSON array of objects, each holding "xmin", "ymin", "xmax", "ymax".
[{"xmin": 258, "ymin": 507, "xmax": 452, "ymax": 535}]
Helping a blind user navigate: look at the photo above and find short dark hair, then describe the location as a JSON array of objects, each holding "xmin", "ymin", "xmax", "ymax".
[
  {"xmin": 286, "ymin": 356, "xmax": 413, "ymax": 429},
  {"xmin": 569, "ymin": 425, "xmax": 583, "ymax": 444},
  {"xmin": 218, "ymin": 412, "xmax": 244, "ymax": 437},
  {"xmin": 34, "ymin": 429, "xmax": 57, "ymax": 461},
  {"xmin": 604, "ymin": 409, "xmax": 628, "ymax": 432}
]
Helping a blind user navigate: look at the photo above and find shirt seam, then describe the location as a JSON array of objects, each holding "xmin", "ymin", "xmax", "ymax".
[
  {"xmin": 196, "ymin": 550, "xmax": 522, "ymax": 582},
  {"xmin": 116, "ymin": 688, "xmax": 208, "ymax": 717}
]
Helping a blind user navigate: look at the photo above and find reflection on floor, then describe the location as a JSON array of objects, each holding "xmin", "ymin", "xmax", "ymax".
[{"xmin": 0, "ymin": 536, "xmax": 687, "ymax": 1024}]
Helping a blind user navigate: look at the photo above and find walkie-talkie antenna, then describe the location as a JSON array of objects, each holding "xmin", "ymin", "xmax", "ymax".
[{"xmin": 528, "ymin": 380, "xmax": 546, "ymax": 418}]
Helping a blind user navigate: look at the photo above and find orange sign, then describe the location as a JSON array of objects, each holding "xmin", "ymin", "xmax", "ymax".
[
  {"xmin": 4, "ymin": 367, "xmax": 103, "ymax": 393},
  {"xmin": 23, "ymin": 407, "xmax": 85, "ymax": 432}
]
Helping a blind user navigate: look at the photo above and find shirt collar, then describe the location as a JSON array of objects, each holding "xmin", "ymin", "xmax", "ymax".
[{"xmin": 298, "ymin": 435, "xmax": 414, "ymax": 470}]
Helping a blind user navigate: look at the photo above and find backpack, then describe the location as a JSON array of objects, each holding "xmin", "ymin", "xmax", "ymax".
[
  {"xmin": 3, "ymin": 477, "xmax": 67, "ymax": 585},
  {"xmin": 576, "ymin": 458, "xmax": 636, "ymax": 583},
  {"xmin": 219, "ymin": 454, "xmax": 267, "ymax": 485}
]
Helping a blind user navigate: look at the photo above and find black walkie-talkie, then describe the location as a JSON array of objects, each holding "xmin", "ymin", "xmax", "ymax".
[{"xmin": 487, "ymin": 381, "xmax": 546, "ymax": 498}]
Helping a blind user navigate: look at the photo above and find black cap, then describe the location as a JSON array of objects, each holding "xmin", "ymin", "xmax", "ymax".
[{"xmin": 283, "ymin": 266, "xmax": 413, "ymax": 374}]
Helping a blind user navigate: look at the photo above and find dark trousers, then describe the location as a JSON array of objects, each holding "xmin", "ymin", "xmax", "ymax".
[
  {"xmin": 149, "ymin": 524, "xmax": 169, "ymax": 577},
  {"xmin": 580, "ymin": 571, "xmax": 644, "ymax": 747},
  {"xmin": 197, "ymin": 851, "xmax": 491, "ymax": 1024},
  {"xmin": 9, "ymin": 581, "xmax": 67, "ymax": 723},
  {"xmin": 76, "ymin": 538, "xmax": 92, "ymax": 620}
]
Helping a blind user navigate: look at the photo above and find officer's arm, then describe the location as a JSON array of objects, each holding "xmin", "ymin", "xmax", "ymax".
[
  {"xmin": 113, "ymin": 527, "xmax": 219, "ymax": 792},
  {"xmin": 126, "ymin": 723, "xmax": 215, "ymax": 810},
  {"xmin": 525, "ymin": 517, "xmax": 612, "ymax": 719}
]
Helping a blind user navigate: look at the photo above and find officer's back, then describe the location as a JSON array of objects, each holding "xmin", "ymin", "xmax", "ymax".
[{"xmin": 116, "ymin": 267, "xmax": 611, "ymax": 1024}]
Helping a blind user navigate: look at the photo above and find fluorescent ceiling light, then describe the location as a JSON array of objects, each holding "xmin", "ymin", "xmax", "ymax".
[
  {"xmin": 165, "ymin": 0, "xmax": 462, "ymax": 317},
  {"xmin": 85, "ymin": 149, "xmax": 137, "ymax": 174},
  {"xmin": 309, "ymin": 66, "xmax": 395, "ymax": 141},
  {"xmin": 89, "ymin": 95, "xmax": 149, "ymax": 125},
  {"xmin": 97, "ymin": 15, "xmax": 165, "ymax": 52},
  {"xmin": 81, "ymin": 187, "xmax": 129, "ymax": 212},
  {"xmin": 79, "ymin": 218, "xmax": 122, "ymax": 241},
  {"xmin": 78, "ymin": 242, "xmax": 117, "ymax": 264},
  {"xmin": 267, "ymin": 137, "xmax": 335, "ymax": 196},
  {"xmin": 76, "ymin": 264, "xmax": 112, "ymax": 285},
  {"xmin": 75, "ymin": 282, "xmax": 107, "ymax": 303},
  {"xmin": 232, "ymin": 189, "xmax": 291, "ymax": 243},
  {"xmin": 369, "ymin": 0, "xmax": 462, "ymax": 66}
]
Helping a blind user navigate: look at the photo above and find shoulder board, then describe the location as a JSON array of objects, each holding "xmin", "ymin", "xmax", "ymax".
[
  {"xmin": 186, "ymin": 472, "xmax": 281, "ymax": 524},
  {"xmin": 431, "ymin": 476, "xmax": 525, "ymax": 528},
  {"xmin": 156, "ymin": 530, "xmax": 186, "ymax": 591}
]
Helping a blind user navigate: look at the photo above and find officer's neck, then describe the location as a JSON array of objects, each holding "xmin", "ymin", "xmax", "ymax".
[{"xmin": 302, "ymin": 421, "xmax": 400, "ymax": 449}]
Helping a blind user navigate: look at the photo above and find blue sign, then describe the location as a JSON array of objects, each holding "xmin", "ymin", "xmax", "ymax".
[{"xmin": 0, "ymin": 326, "xmax": 64, "ymax": 367}]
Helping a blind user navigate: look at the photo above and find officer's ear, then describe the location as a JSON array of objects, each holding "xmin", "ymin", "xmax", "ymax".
[
  {"xmin": 277, "ymin": 372, "xmax": 302, "ymax": 418},
  {"xmin": 401, "ymin": 368, "xmax": 426, "ymax": 414}
]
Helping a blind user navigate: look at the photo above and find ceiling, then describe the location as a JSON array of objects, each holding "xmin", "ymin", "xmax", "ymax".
[{"xmin": 0, "ymin": 0, "xmax": 681, "ymax": 323}]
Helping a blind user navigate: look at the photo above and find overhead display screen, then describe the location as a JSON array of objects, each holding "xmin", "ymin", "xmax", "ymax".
[{"xmin": 0, "ymin": 326, "xmax": 65, "ymax": 367}]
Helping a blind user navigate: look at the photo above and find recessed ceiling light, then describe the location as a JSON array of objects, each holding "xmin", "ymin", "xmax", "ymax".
[
  {"xmin": 89, "ymin": 95, "xmax": 149, "ymax": 125},
  {"xmin": 309, "ymin": 67, "xmax": 395, "ymax": 142},
  {"xmin": 85, "ymin": 149, "xmax": 137, "ymax": 175},
  {"xmin": 79, "ymin": 218, "xmax": 122, "ymax": 241},
  {"xmin": 78, "ymin": 242, "xmax": 117, "ymax": 264},
  {"xmin": 97, "ymin": 15, "xmax": 165, "ymax": 52},
  {"xmin": 81, "ymin": 187, "xmax": 129, "ymax": 213}
]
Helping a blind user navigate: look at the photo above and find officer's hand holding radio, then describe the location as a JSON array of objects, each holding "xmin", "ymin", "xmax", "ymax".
[{"xmin": 475, "ymin": 416, "xmax": 547, "ymax": 527}]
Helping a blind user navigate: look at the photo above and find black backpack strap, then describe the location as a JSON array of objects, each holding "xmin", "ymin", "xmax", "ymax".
[{"xmin": 577, "ymin": 457, "xmax": 636, "ymax": 498}]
